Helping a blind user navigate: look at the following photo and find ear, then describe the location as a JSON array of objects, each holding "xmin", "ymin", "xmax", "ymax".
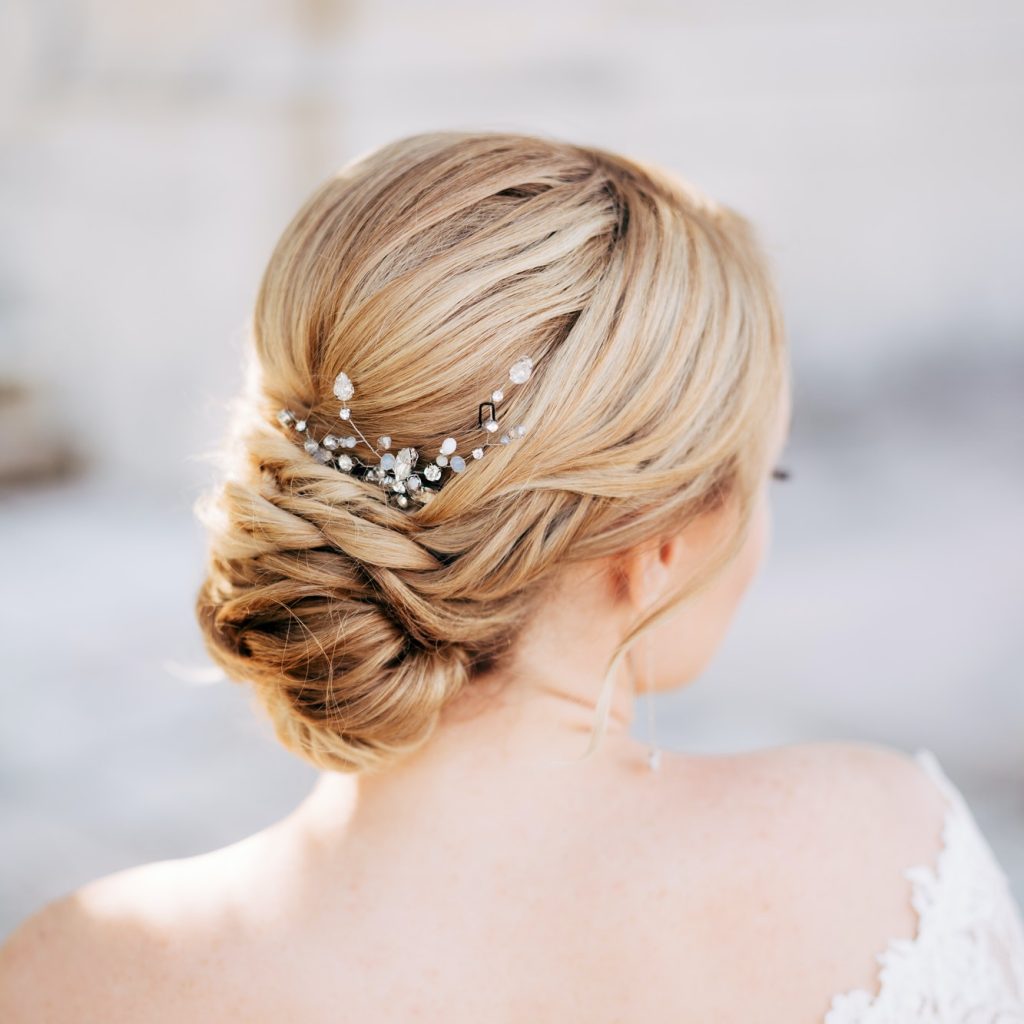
[
  {"xmin": 611, "ymin": 531, "xmax": 687, "ymax": 613},
  {"xmin": 609, "ymin": 496, "xmax": 739, "ymax": 612}
]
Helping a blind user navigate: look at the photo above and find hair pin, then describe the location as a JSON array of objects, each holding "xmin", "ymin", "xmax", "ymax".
[{"xmin": 276, "ymin": 356, "xmax": 535, "ymax": 509}]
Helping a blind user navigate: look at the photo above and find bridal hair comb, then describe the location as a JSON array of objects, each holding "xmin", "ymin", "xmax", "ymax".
[{"xmin": 276, "ymin": 355, "xmax": 535, "ymax": 509}]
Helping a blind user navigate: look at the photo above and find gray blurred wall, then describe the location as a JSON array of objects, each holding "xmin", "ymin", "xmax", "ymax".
[{"xmin": 1, "ymin": 0, "xmax": 1022, "ymax": 934}]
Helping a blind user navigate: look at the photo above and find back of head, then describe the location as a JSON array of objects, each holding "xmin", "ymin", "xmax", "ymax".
[{"xmin": 194, "ymin": 129, "xmax": 788, "ymax": 774}]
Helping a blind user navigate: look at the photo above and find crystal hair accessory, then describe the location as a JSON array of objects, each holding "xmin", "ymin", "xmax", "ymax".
[{"xmin": 276, "ymin": 355, "xmax": 535, "ymax": 509}]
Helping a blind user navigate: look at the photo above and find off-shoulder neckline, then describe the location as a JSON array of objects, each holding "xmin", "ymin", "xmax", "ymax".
[{"xmin": 822, "ymin": 746, "xmax": 980, "ymax": 1022}]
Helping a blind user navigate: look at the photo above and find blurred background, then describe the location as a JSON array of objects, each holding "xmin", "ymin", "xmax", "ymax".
[{"xmin": 1, "ymin": 0, "xmax": 1022, "ymax": 936}]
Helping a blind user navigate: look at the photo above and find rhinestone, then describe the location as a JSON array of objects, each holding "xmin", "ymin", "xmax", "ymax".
[
  {"xmin": 363, "ymin": 466, "xmax": 377, "ymax": 480},
  {"xmin": 483, "ymin": 418, "xmax": 499, "ymax": 433},
  {"xmin": 304, "ymin": 439, "xmax": 319, "ymax": 454},
  {"xmin": 396, "ymin": 447, "xmax": 417, "ymax": 467},
  {"xmin": 491, "ymin": 389, "xmax": 504, "ymax": 402},
  {"xmin": 391, "ymin": 480, "xmax": 406, "ymax": 493},
  {"xmin": 436, "ymin": 454, "xmax": 448, "ymax": 467},
  {"xmin": 339, "ymin": 407, "xmax": 351, "ymax": 420},
  {"xmin": 312, "ymin": 448, "xmax": 333, "ymax": 464},
  {"xmin": 393, "ymin": 459, "xmax": 411, "ymax": 481},
  {"xmin": 424, "ymin": 464, "xmax": 441, "ymax": 482},
  {"xmin": 322, "ymin": 435, "xmax": 340, "ymax": 450},
  {"xmin": 295, "ymin": 419, "xmax": 307, "ymax": 432},
  {"xmin": 501, "ymin": 434, "xmax": 512, "ymax": 444},
  {"xmin": 450, "ymin": 455, "xmax": 466, "ymax": 473},
  {"xmin": 333, "ymin": 371, "xmax": 354, "ymax": 401},
  {"xmin": 440, "ymin": 437, "xmax": 457, "ymax": 456},
  {"xmin": 397, "ymin": 495, "xmax": 409, "ymax": 508},
  {"xmin": 277, "ymin": 409, "xmax": 296, "ymax": 427},
  {"xmin": 407, "ymin": 474, "xmax": 422, "ymax": 492},
  {"xmin": 380, "ymin": 453, "xmax": 396, "ymax": 471},
  {"xmin": 337, "ymin": 454, "xmax": 354, "ymax": 471},
  {"xmin": 343, "ymin": 436, "xmax": 356, "ymax": 448},
  {"xmin": 378, "ymin": 435, "xmax": 391, "ymax": 450},
  {"xmin": 514, "ymin": 424, "xmax": 527, "ymax": 437},
  {"xmin": 509, "ymin": 357, "xmax": 533, "ymax": 384},
  {"xmin": 471, "ymin": 447, "xmax": 484, "ymax": 459}
]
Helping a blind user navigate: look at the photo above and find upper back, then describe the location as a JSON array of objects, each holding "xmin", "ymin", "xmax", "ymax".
[{"xmin": 0, "ymin": 739, "xmax": 987, "ymax": 1023}]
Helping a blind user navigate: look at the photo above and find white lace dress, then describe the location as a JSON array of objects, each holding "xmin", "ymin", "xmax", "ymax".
[{"xmin": 824, "ymin": 747, "xmax": 1024, "ymax": 1022}]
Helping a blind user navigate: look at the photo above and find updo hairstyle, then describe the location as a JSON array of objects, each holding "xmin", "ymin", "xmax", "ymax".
[{"xmin": 194, "ymin": 130, "xmax": 788, "ymax": 774}]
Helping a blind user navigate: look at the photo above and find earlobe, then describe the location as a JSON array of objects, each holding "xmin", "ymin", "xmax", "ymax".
[
  {"xmin": 609, "ymin": 530, "xmax": 688, "ymax": 612},
  {"xmin": 657, "ymin": 526, "xmax": 693, "ymax": 579},
  {"xmin": 652, "ymin": 511, "xmax": 727, "ymax": 596},
  {"xmin": 659, "ymin": 533, "xmax": 681, "ymax": 570},
  {"xmin": 611, "ymin": 543, "xmax": 660, "ymax": 612},
  {"xmin": 640, "ymin": 546, "xmax": 673, "ymax": 607}
]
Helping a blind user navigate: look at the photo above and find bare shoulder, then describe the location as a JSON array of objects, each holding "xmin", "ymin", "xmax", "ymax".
[
  {"xmin": 0, "ymin": 847, "xmax": 258, "ymax": 1024},
  {"xmin": 711, "ymin": 737, "xmax": 949, "ymax": 890},
  {"xmin": 646, "ymin": 739, "xmax": 950, "ymax": 1018},
  {"xmin": 0, "ymin": 867, "xmax": 165, "ymax": 1023},
  {"xmin": 748, "ymin": 737, "xmax": 948, "ymax": 845},
  {"xmin": 661, "ymin": 737, "xmax": 947, "ymax": 854},
  {"xmin": 758, "ymin": 739, "xmax": 950, "ymax": 960}
]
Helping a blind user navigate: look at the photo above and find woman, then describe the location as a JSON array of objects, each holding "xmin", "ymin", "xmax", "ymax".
[{"xmin": 2, "ymin": 130, "xmax": 1022, "ymax": 1021}]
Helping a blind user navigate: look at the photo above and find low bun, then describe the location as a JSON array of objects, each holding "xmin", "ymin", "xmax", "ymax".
[
  {"xmin": 193, "ymin": 129, "xmax": 788, "ymax": 774},
  {"xmin": 195, "ymin": 405, "xmax": 546, "ymax": 773}
]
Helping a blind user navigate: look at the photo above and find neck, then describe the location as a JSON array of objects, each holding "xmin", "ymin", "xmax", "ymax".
[
  {"xmin": 287, "ymin": 651, "xmax": 649, "ymax": 846},
  {"xmin": 283, "ymin": 556, "xmax": 659, "ymax": 847}
]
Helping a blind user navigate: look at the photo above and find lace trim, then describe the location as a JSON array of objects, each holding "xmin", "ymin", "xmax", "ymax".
[{"xmin": 823, "ymin": 747, "xmax": 1024, "ymax": 1023}]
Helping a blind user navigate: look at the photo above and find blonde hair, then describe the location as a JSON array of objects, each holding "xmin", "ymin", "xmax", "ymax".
[{"xmin": 194, "ymin": 130, "xmax": 788, "ymax": 775}]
